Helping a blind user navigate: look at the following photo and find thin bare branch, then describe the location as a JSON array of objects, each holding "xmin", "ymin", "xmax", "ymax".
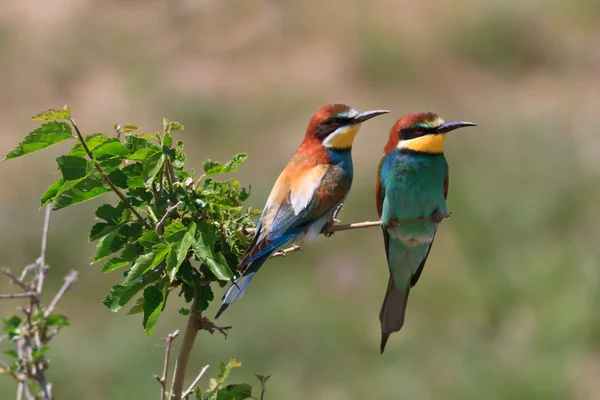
[
  {"xmin": 157, "ymin": 330, "xmax": 180, "ymax": 400},
  {"xmin": 43, "ymin": 271, "xmax": 78, "ymax": 318},
  {"xmin": 156, "ymin": 201, "xmax": 183, "ymax": 235},
  {"xmin": 0, "ymin": 268, "xmax": 29, "ymax": 291},
  {"xmin": 0, "ymin": 292, "xmax": 36, "ymax": 299},
  {"xmin": 68, "ymin": 118, "xmax": 152, "ymax": 230},
  {"xmin": 182, "ymin": 364, "xmax": 210, "ymax": 398},
  {"xmin": 36, "ymin": 205, "xmax": 52, "ymax": 298},
  {"xmin": 270, "ymin": 244, "xmax": 300, "ymax": 258}
]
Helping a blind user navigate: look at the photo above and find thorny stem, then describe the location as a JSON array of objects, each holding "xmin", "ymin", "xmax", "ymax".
[{"xmin": 68, "ymin": 118, "xmax": 152, "ymax": 230}]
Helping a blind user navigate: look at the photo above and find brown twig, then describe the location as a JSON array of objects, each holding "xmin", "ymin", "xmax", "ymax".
[
  {"xmin": 0, "ymin": 268, "xmax": 29, "ymax": 291},
  {"xmin": 181, "ymin": 365, "xmax": 210, "ymax": 398},
  {"xmin": 43, "ymin": 270, "xmax": 78, "ymax": 318},
  {"xmin": 68, "ymin": 118, "xmax": 152, "ymax": 230},
  {"xmin": 156, "ymin": 330, "xmax": 180, "ymax": 400},
  {"xmin": 156, "ymin": 200, "xmax": 183, "ymax": 235},
  {"xmin": 270, "ymin": 244, "xmax": 300, "ymax": 258},
  {"xmin": 170, "ymin": 302, "xmax": 201, "ymax": 400},
  {"xmin": 0, "ymin": 292, "xmax": 36, "ymax": 299}
]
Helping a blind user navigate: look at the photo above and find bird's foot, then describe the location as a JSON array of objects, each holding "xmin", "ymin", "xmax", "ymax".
[
  {"xmin": 430, "ymin": 210, "xmax": 452, "ymax": 223},
  {"xmin": 199, "ymin": 315, "xmax": 232, "ymax": 339},
  {"xmin": 321, "ymin": 204, "xmax": 344, "ymax": 237}
]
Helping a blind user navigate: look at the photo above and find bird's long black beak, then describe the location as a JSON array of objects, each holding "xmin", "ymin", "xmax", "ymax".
[
  {"xmin": 436, "ymin": 121, "xmax": 477, "ymax": 133},
  {"xmin": 352, "ymin": 110, "xmax": 390, "ymax": 125}
]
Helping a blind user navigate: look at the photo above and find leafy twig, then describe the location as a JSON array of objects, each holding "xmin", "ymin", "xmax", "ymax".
[
  {"xmin": 155, "ymin": 330, "xmax": 180, "ymax": 400},
  {"xmin": 68, "ymin": 118, "xmax": 152, "ymax": 230}
]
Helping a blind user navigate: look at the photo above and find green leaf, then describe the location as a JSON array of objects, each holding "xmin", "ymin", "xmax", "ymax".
[
  {"xmin": 93, "ymin": 231, "xmax": 127, "ymax": 263},
  {"xmin": 56, "ymin": 155, "xmax": 87, "ymax": 181},
  {"xmin": 193, "ymin": 221, "xmax": 233, "ymax": 281},
  {"xmin": 123, "ymin": 163, "xmax": 145, "ymax": 188},
  {"xmin": 30, "ymin": 106, "xmax": 72, "ymax": 121},
  {"xmin": 163, "ymin": 132, "xmax": 173, "ymax": 147},
  {"xmin": 3, "ymin": 122, "xmax": 72, "ymax": 161},
  {"xmin": 103, "ymin": 278, "xmax": 146, "ymax": 312},
  {"xmin": 142, "ymin": 151, "xmax": 165, "ymax": 186},
  {"xmin": 120, "ymin": 124, "xmax": 141, "ymax": 133},
  {"xmin": 45, "ymin": 313, "xmax": 70, "ymax": 327},
  {"xmin": 202, "ymin": 154, "xmax": 247, "ymax": 175},
  {"xmin": 216, "ymin": 384, "xmax": 252, "ymax": 400},
  {"xmin": 142, "ymin": 284, "xmax": 166, "ymax": 336},
  {"xmin": 2, "ymin": 316, "xmax": 24, "ymax": 340},
  {"xmin": 50, "ymin": 170, "xmax": 110, "ymax": 210},
  {"xmin": 69, "ymin": 133, "xmax": 108, "ymax": 157},
  {"xmin": 91, "ymin": 138, "xmax": 130, "ymax": 158},
  {"xmin": 163, "ymin": 221, "xmax": 187, "ymax": 243},
  {"xmin": 96, "ymin": 203, "xmax": 129, "ymax": 225},
  {"xmin": 125, "ymin": 135, "xmax": 160, "ymax": 162},
  {"xmin": 127, "ymin": 297, "xmax": 144, "ymax": 315},
  {"xmin": 89, "ymin": 223, "xmax": 118, "ymax": 242},
  {"xmin": 195, "ymin": 285, "xmax": 214, "ymax": 312},
  {"xmin": 3, "ymin": 350, "xmax": 18, "ymax": 358},
  {"xmin": 101, "ymin": 257, "xmax": 130, "ymax": 273},
  {"xmin": 163, "ymin": 118, "xmax": 185, "ymax": 132},
  {"xmin": 138, "ymin": 230, "xmax": 160, "ymax": 250},
  {"xmin": 178, "ymin": 307, "xmax": 190, "ymax": 316},
  {"xmin": 40, "ymin": 179, "xmax": 64, "ymax": 207},
  {"xmin": 124, "ymin": 244, "xmax": 170, "ymax": 284},
  {"xmin": 33, "ymin": 345, "xmax": 51, "ymax": 359},
  {"xmin": 166, "ymin": 222, "xmax": 196, "ymax": 281}
]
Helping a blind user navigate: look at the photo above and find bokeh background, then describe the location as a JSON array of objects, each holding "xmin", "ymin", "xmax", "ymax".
[{"xmin": 1, "ymin": 0, "xmax": 600, "ymax": 399}]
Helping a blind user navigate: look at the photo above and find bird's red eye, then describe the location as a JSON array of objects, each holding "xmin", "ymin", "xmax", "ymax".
[{"xmin": 415, "ymin": 128, "xmax": 424, "ymax": 135}]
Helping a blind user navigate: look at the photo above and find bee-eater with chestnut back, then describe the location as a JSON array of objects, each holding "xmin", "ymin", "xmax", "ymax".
[
  {"xmin": 216, "ymin": 104, "xmax": 389, "ymax": 318},
  {"xmin": 376, "ymin": 112, "xmax": 476, "ymax": 352}
]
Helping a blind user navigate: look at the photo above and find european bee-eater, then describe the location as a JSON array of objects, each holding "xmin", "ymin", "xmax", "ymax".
[
  {"xmin": 376, "ymin": 112, "xmax": 476, "ymax": 353},
  {"xmin": 216, "ymin": 104, "xmax": 389, "ymax": 318}
]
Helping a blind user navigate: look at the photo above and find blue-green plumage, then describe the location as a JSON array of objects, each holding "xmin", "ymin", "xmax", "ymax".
[{"xmin": 376, "ymin": 112, "xmax": 475, "ymax": 353}]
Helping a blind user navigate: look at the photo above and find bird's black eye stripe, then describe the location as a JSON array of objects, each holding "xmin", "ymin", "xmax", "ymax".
[
  {"xmin": 324, "ymin": 116, "xmax": 352, "ymax": 126},
  {"xmin": 399, "ymin": 126, "xmax": 435, "ymax": 141}
]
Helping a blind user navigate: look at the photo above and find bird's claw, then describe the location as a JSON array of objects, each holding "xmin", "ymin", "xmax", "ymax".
[{"xmin": 431, "ymin": 211, "xmax": 451, "ymax": 223}]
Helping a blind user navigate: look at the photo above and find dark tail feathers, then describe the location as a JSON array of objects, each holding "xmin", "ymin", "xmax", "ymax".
[
  {"xmin": 215, "ymin": 254, "xmax": 269, "ymax": 319},
  {"xmin": 379, "ymin": 275, "xmax": 410, "ymax": 353}
]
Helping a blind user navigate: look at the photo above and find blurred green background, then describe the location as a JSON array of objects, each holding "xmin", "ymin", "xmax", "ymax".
[{"xmin": 1, "ymin": 0, "xmax": 600, "ymax": 399}]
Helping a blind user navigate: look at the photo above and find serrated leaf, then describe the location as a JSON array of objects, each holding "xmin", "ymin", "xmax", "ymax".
[
  {"xmin": 127, "ymin": 297, "xmax": 144, "ymax": 315},
  {"xmin": 142, "ymin": 284, "xmax": 166, "ymax": 336},
  {"xmin": 202, "ymin": 154, "xmax": 247, "ymax": 175},
  {"xmin": 101, "ymin": 257, "xmax": 130, "ymax": 273},
  {"xmin": 2, "ymin": 350, "xmax": 18, "ymax": 358},
  {"xmin": 166, "ymin": 222, "xmax": 196, "ymax": 281},
  {"xmin": 142, "ymin": 151, "xmax": 165, "ymax": 186},
  {"xmin": 3, "ymin": 121, "xmax": 73, "ymax": 161},
  {"xmin": 56, "ymin": 155, "xmax": 87, "ymax": 181},
  {"xmin": 30, "ymin": 106, "xmax": 72, "ymax": 121},
  {"xmin": 163, "ymin": 132, "xmax": 173, "ymax": 147},
  {"xmin": 163, "ymin": 221, "xmax": 187, "ymax": 243},
  {"xmin": 89, "ymin": 222, "xmax": 119, "ymax": 242},
  {"xmin": 163, "ymin": 118, "xmax": 185, "ymax": 132},
  {"xmin": 120, "ymin": 124, "xmax": 140, "ymax": 133},
  {"xmin": 40, "ymin": 179, "xmax": 64, "ymax": 207},
  {"xmin": 122, "ymin": 163, "xmax": 145, "ymax": 188},
  {"xmin": 216, "ymin": 384, "xmax": 252, "ymax": 400},
  {"xmin": 218, "ymin": 358, "xmax": 242, "ymax": 382},
  {"xmin": 103, "ymin": 278, "xmax": 146, "ymax": 312},
  {"xmin": 50, "ymin": 170, "xmax": 110, "ymax": 210},
  {"xmin": 69, "ymin": 133, "xmax": 109, "ymax": 157},
  {"xmin": 195, "ymin": 285, "xmax": 214, "ymax": 312},
  {"xmin": 124, "ymin": 244, "xmax": 170, "ymax": 284},
  {"xmin": 91, "ymin": 138, "xmax": 130, "ymax": 158},
  {"xmin": 93, "ymin": 231, "xmax": 127, "ymax": 263}
]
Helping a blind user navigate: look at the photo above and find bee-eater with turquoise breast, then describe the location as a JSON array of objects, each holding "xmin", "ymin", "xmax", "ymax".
[
  {"xmin": 216, "ymin": 104, "xmax": 389, "ymax": 318},
  {"xmin": 376, "ymin": 112, "xmax": 476, "ymax": 353}
]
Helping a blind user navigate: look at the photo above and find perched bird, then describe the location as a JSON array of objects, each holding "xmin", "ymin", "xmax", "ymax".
[
  {"xmin": 216, "ymin": 104, "xmax": 389, "ymax": 318},
  {"xmin": 376, "ymin": 112, "xmax": 476, "ymax": 353}
]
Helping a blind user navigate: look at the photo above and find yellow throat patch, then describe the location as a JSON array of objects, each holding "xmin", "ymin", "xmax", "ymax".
[
  {"xmin": 322, "ymin": 124, "xmax": 361, "ymax": 150},
  {"xmin": 397, "ymin": 134, "xmax": 446, "ymax": 154}
]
